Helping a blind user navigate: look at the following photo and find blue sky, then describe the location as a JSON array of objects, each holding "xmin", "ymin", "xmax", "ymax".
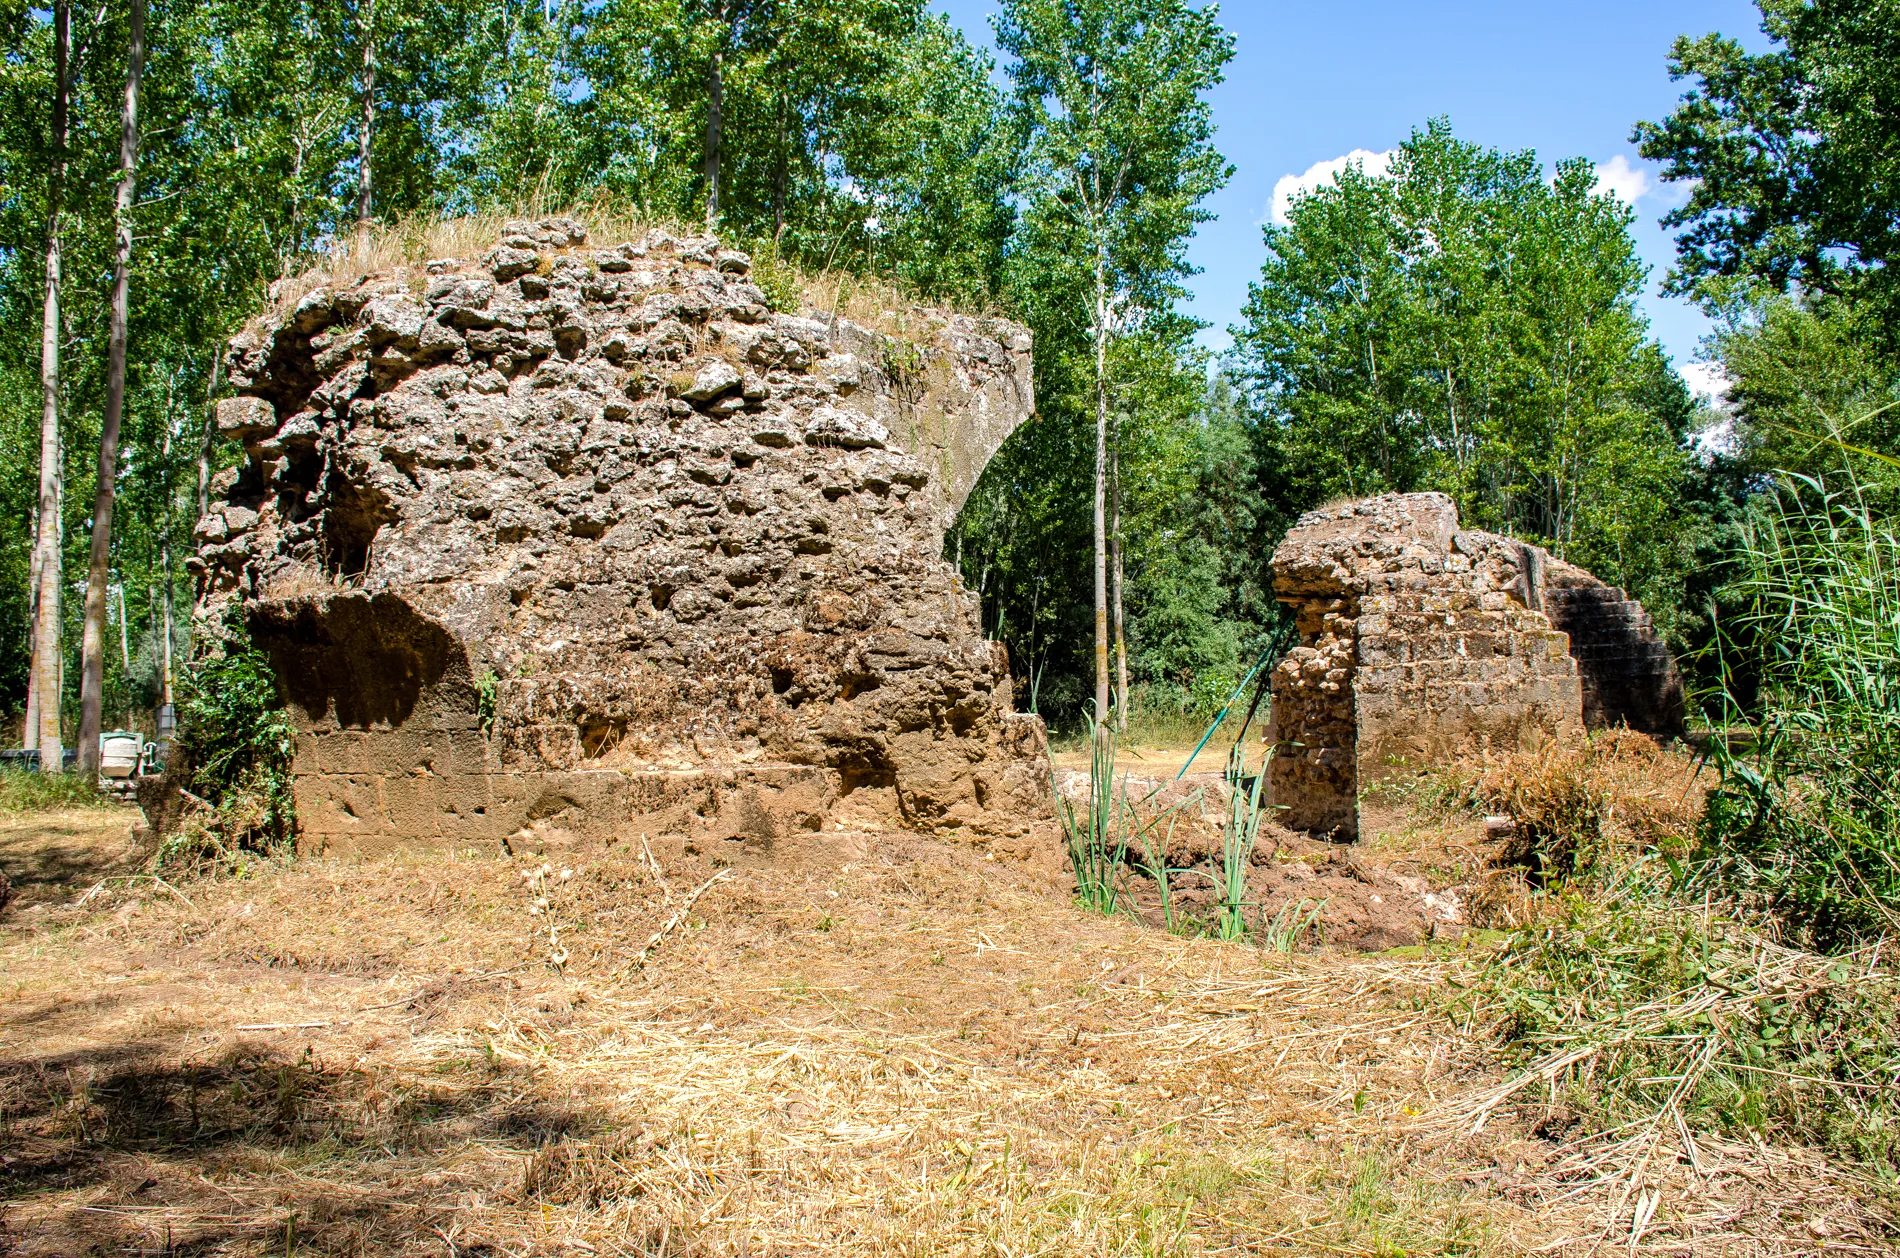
[{"xmin": 932, "ymin": 0, "xmax": 1773, "ymax": 397}]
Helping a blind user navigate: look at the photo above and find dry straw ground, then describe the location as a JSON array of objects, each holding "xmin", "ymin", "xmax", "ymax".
[{"xmin": 0, "ymin": 777, "xmax": 1890, "ymax": 1257}]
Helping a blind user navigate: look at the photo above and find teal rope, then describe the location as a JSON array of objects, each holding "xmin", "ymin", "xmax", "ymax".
[{"xmin": 1174, "ymin": 628, "xmax": 1290, "ymax": 781}]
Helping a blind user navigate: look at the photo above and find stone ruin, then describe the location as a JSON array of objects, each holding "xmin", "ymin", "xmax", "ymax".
[
  {"xmin": 1267, "ymin": 493, "xmax": 1684, "ymax": 840},
  {"xmin": 190, "ymin": 217, "xmax": 1050, "ymax": 859}
]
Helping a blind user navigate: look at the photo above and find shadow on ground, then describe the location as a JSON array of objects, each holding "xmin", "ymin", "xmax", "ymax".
[
  {"xmin": 0, "ymin": 1041, "xmax": 583, "ymax": 1256},
  {"xmin": 0, "ymin": 808, "xmax": 146, "ymax": 906}
]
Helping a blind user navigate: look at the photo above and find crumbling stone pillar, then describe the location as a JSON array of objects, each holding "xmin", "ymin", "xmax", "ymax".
[
  {"xmin": 191, "ymin": 218, "xmax": 1050, "ymax": 857},
  {"xmin": 1267, "ymin": 493, "xmax": 1680, "ymax": 840}
]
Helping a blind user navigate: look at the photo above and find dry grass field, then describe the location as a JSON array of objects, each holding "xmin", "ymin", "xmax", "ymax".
[{"xmin": 0, "ymin": 771, "xmax": 1890, "ymax": 1257}]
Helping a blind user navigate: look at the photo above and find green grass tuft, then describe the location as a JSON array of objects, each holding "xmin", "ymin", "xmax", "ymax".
[
  {"xmin": 1459, "ymin": 866, "xmax": 1900, "ymax": 1173},
  {"xmin": 0, "ymin": 769, "xmax": 113, "ymax": 814}
]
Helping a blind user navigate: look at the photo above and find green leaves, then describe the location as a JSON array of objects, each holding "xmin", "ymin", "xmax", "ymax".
[
  {"xmin": 1231, "ymin": 119, "xmax": 1705, "ymax": 633},
  {"xmin": 998, "ymin": 0, "xmax": 1234, "ymax": 320},
  {"xmin": 1633, "ymin": 0, "xmax": 1900, "ymax": 322},
  {"xmin": 1697, "ymin": 472, "xmax": 1900, "ymax": 947},
  {"xmin": 174, "ymin": 610, "xmax": 298, "ymax": 851}
]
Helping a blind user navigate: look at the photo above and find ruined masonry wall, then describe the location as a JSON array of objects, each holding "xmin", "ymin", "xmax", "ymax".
[
  {"xmin": 194, "ymin": 217, "xmax": 1049, "ymax": 857},
  {"xmin": 1268, "ymin": 494, "xmax": 1687, "ymax": 841},
  {"xmin": 1541, "ymin": 561, "xmax": 1686, "ymax": 734}
]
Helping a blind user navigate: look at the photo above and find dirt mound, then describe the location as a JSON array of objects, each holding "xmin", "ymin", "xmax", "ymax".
[{"xmin": 1057, "ymin": 765, "xmax": 1465, "ymax": 950}]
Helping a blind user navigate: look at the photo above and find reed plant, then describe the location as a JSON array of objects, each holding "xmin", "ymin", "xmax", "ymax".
[
  {"xmin": 1214, "ymin": 739, "xmax": 1272, "ymax": 940},
  {"xmin": 1698, "ymin": 472, "xmax": 1900, "ymax": 947},
  {"xmin": 1137, "ymin": 811, "xmax": 1184, "ymax": 933},
  {"xmin": 1260, "ymin": 896, "xmax": 1327, "ymax": 952},
  {"xmin": 1056, "ymin": 715, "xmax": 1132, "ymax": 914}
]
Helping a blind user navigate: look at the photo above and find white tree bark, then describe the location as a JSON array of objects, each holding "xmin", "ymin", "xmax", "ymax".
[
  {"xmin": 78, "ymin": 0, "xmax": 145, "ymax": 772},
  {"xmin": 31, "ymin": 0, "xmax": 71, "ymax": 763}
]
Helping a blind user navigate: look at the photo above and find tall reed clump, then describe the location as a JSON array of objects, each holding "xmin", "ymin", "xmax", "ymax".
[
  {"xmin": 1699, "ymin": 474, "xmax": 1900, "ymax": 948},
  {"xmin": 1059, "ymin": 630, "xmax": 1294, "ymax": 930},
  {"xmin": 1056, "ymin": 716, "xmax": 1132, "ymax": 914}
]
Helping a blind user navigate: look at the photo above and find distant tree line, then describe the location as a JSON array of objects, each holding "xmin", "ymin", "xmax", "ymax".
[{"xmin": 3, "ymin": 0, "xmax": 1893, "ymax": 747}]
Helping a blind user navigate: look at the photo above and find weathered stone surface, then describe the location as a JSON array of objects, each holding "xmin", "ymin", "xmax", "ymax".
[
  {"xmin": 1267, "ymin": 493, "xmax": 1681, "ymax": 841},
  {"xmin": 193, "ymin": 220, "xmax": 1050, "ymax": 858},
  {"xmin": 1540, "ymin": 559, "xmax": 1686, "ymax": 735},
  {"xmin": 216, "ymin": 396, "xmax": 277, "ymax": 439}
]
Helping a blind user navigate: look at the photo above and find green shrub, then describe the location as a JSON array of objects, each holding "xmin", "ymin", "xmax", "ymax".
[
  {"xmin": 163, "ymin": 609, "xmax": 298, "ymax": 866},
  {"xmin": 476, "ymin": 669, "xmax": 500, "ymax": 737},
  {"xmin": 1698, "ymin": 475, "xmax": 1900, "ymax": 948},
  {"xmin": 743, "ymin": 239, "xmax": 803, "ymax": 314}
]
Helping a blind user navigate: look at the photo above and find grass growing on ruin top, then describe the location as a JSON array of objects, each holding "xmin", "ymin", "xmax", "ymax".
[{"xmin": 275, "ymin": 199, "xmax": 1007, "ymax": 342}]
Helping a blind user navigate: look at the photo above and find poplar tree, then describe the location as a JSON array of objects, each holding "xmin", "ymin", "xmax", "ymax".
[
  {"xmin": 28, "ymin": 0, "xmax": 70, "ymax": 761},
  {"xmin": 77, "ymin": 0, "xmax": 143, "ymax": 771},
  {"xmin": 995, "ymin": 0, "xmax": 1232, "ymax": 726}
]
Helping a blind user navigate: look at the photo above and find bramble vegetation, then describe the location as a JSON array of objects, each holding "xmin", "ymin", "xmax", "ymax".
[
  {"xmin": 161, "ymin": 611, "xmax": 297, "ymax": 866},
  {"xmin": 1464, "ymin": 876, "xmax": 1900, "ymax": 1173}
]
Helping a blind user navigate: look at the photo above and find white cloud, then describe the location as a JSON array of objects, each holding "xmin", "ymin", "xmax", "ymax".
[
  {"xmin": 1591, "ymin": 154, "xmax": 1654, "ymax": 206},
  {"xmin": 1679, "ymin": 361, "xmax": 1732, "ymax": 405},
  {"xmin": 1268, "ymin": 149, "xmax": 1394, "ymax": 226},
  {"xmin": 1691, "ymin": 414, "xmax": 1741, "ymax": 462}
]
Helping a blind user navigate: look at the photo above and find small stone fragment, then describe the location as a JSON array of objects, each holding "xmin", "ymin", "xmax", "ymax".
[
  {"xmin": 805, "ymin": 406, "xmax": 887, "ymax": 450},
  {"xmin": 679, "ymin": 360, "xmax": 742, "ymax": 402},
  {"xmin": 216, "ymin": 395, "xmax": 277, "ymax": 440},
  {"xmin": 487, "ymin": 245, "xmax": 540, "ymax": 280}
]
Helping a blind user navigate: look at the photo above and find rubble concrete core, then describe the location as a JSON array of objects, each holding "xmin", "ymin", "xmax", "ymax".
[
  {"xmin": 192, "ymin": 217, "xmax": 1051, "ymax": 858},
  {"xmin": 1267, "ymin": 493, "xmax": 1685, "ymax": 841}
]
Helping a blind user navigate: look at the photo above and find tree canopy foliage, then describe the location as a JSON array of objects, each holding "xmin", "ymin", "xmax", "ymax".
[
  {"xmin": 1635, "ymin": 0, "xmax": 1900, "ymax": 495},
  {"xmin": 10, "ymin": 0, "xmax": 1891, "ymax": 751},
  {"xmin": 1231, "ymin": 120, "xmax": 1708, "ymax": 634},
  {"xmin": 1633, "ymin": 0, "xmax": 1900, "ymax": 329}
]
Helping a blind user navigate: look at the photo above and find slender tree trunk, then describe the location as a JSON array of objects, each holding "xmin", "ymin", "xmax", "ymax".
[
  {"xmin": 31, "ymin": 0, "xmax": 71, "ymax": 765},
  {"xmin": 23, "ymin": 520, "xmax": 39, "ymax": 749},
  {"xmin": 157, "ymin": 375, "xmax": 176, "ymax": 717},
  {"xmin": 1111, "ymin": 431, "xmax": 1127, "ymax": 731},
  {"xmin": 703, "ymin": 41, "xmax": 724, "ymax": 227},
  {"xmin": 160, "ymin": 583, "xmax": 173, "ymax": 702},
  {"xmin": 355, "ymin": 0, "xmax": 376, "ymax": 247},
  {"xmin": 78, "ymin": 0, "xmax": 144, "ymax": 774},
  {"xmin": 288, "ymin": 132, "xmax": 305, "ymax": 272},
  {"xmin": 1091, "ymin": 258, "xmax": 1110, "ymax": 727},
  {"xmin": 772, "ymin": 85, "xmax": 788, "ymax": 243},
  {"xmin": 195, "ymin": 353, "xmax": 219, "ymax": 523},
  {"xmin": 116, "ymin": 584, "xmax": 131, "ymax": 676}
]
